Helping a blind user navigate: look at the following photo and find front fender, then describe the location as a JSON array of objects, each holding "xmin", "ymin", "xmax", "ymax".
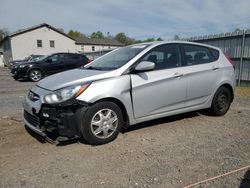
[{"xmin": 76, "ymin": 75, "xmax": 136, "ymax": 125}]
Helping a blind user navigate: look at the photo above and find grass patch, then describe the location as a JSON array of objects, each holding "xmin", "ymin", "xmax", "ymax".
[{"xmin": 236, "ymin": 87, "xmax": 250, "ymax": 97}]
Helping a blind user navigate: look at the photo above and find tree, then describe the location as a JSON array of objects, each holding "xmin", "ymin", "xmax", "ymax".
[
  {"xmin": 57, "ymin": 28, "xmax": 65, "ymax": 33},
  {"xmin": 115, "ymin": 32, "xmax": 133, "ymax": 45},
  {"xmin": 173, "ymin": 35, "xmax": 180, "ymax": 40},
  {"xmin": 156, "ymin": 37, "xmax": 163, "ymax": 41},
  {"xmin": 0, "ymin": 28, "xmax": 9, "ymax": 41},
  {"xmin": 67, "ymin": 30, "xmax": 86, "ymax": 40},
  {"xmin": 91, "ymin": 31, "xmax": 104, "ymax": 39},
  {"xmin": 234, "ymin": 28, "xmax": 243, "ymax": 32},
  {"xmin": 143, "ymin": 38, "xmax": 156, "ymax": 42}
]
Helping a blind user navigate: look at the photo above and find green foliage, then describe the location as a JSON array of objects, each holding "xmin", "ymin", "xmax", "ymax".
[
  {"xmin": 91, "ymin": 31, "xmax": 104, "ymax": 39},
  {"xmin": 0, "ymin": 28, "xmax": 9, "ymax": 41},
  {"xmin": 173, "ymin": 35, "xmax": 180, "ymax": 40},
  {"xmin": 67, "ymin": 30, "xmax": 86, "ymax": 40},
  {"xmin": 115, "ymin": 32, "xmax": 136, "ymax": 45}
]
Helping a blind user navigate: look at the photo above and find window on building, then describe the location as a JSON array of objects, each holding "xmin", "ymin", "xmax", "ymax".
[
  {"xmin": 37, "ymin": 40, "xmax": 42, "ymax": 48},
  {"xmin": 50, "ymin": 40, "xmax": 55, "ymax": 48},
  {"xmin": 92, "ymin": 46, "xmax": 95, "ymax": 51},
  {"xmin": 81, "ymin": 45, "xmax": 84, "ymax": 51}
]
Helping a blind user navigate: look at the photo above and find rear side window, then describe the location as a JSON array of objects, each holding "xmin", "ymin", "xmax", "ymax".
[
  {"xmin": 210, "ymin": 48, "xmax": 220, "ymax": 60},
  {"xmin": 183, "ymin": 44, "xmax": 217, "ymax": 66}
]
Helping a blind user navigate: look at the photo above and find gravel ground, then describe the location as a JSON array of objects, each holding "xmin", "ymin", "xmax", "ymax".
[{"xmin": 0, "ymin": 67, "xmax": 249, "ymax": 188}]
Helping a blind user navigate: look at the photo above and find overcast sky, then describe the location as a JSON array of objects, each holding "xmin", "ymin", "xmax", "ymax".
[{"xmin": 0, "ymin": 0, "xmax": 249, "ymax": 40}]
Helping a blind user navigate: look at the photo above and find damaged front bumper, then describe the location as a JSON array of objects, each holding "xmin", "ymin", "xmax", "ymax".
[{"xmin": 23, "ymin": 91, "xmax": 88, "ymax": 142}]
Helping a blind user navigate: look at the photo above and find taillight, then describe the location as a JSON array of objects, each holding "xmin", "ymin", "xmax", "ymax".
[
  {"xmin": 223, "ymin": 52, "xmax": 235, "ymax": 70},
  {"xmin": 87, "ymin": 59, "xmax": 92, "ymax": 64}
]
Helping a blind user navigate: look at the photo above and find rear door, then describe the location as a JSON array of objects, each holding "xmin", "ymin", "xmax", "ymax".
[
  {"xmin": 181, "ymin": 44, "xmax": 220, "ymax": 107},
  {"xmin": 63, "ymin": 54, "xmax": 87, "ymax": 70},
  {"xmin": 131, "ymin": 44, "xmax": 187, "ymax": 119}
]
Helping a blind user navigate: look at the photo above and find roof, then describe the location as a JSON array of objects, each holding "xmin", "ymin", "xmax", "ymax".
[
  {"xmin": 76, "ymin": 38, "xmax": 124, "ymax": 46},
  {"xmin": 2, "ymin": 23, "xmax": 75, "ymax": 41}
]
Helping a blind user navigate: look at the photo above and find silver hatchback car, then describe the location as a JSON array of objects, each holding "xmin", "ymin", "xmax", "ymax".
[{"xmin": 23, "ymin": 41, "xmax": 236, "ymax": 144}]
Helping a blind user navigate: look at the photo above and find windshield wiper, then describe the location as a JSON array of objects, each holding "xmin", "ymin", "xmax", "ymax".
[{"xmin": 85, "ymin": 66, "xmax": 105, "ymax": 70}]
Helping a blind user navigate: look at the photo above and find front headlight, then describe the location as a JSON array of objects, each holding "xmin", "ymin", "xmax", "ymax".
[
  {"xmin": 44, "ymin": 83, "xmax": 90, "ymax": 104},
  {"xmin": 19, "ymin": 64, "xmax": 27, "ymax": 68}
]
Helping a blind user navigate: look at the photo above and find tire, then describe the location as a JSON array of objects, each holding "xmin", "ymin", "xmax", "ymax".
[
  {"xmin": 13, "ymin": 75, "xmax": 18, "ymax": 80},
  {"xmin": 80, "ymin": 101, "xmax": 123, "ymax": 145},
  {"xmin": 210, "ymin": 86, "xmax": 232, "ymax": 116},
  {"xmin": 28, "ymin": 69, "xmax": 43, "ymax": 82}
]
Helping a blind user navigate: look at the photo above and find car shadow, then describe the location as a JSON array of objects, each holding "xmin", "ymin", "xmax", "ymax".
[
  {"xmin": 16, "ymin": 78, "xmax": 31, "ymax": 82},
  {"xmin": 123, "ymin": 111, "xmax": 200, "ymax": 133},
  {"xmin": 24, "ymin": 110, "xmax": 202, "ymax": 146},
  {"xmin": 239, "ymin": 169, "xmax": 250, "ymax": 188}
]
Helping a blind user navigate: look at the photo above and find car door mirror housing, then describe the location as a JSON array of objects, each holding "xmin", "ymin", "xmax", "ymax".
[{"xmin": 135, "ymin": 61, "xmax": 155, "ymax": 72}]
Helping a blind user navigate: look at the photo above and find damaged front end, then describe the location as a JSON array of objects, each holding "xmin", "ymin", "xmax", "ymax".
[{"xmin": 23, "ymin": 86, "xmax": 88, "ymax": 143}]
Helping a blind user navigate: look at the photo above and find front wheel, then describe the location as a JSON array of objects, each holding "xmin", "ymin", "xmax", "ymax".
[
  {"xmin": 210, "ymin": 86, "xmax": 232, "ymax": 116},
  {"xmin": 28, "ymin": 69, "xmax": 43, "ymax": 82},
  {"xmin": 80, "ymin": 102, "xmax": 123, "ymax": 145}
]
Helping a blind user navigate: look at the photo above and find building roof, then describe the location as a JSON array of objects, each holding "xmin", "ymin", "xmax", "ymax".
[
  {"xmin": 76, "ymin": 38, "xmax": 124, "ymax": 46},
  {"xmin": 2, "ymin": 23, "xmax": 75, "ymax": 41}
]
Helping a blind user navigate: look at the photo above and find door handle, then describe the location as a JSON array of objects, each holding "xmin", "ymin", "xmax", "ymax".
[{"xmin": 172, "ymin": 73, "xmax": 184, "ymax": 78}]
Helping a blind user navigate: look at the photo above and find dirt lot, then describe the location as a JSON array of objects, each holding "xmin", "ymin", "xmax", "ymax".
[{"xmin": 0, "ymin": 67, "xmax": 249, "ymax": 188}]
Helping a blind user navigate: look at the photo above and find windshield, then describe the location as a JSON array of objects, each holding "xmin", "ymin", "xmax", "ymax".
[
  {"xmin": 37, "ymin": 55, "xmax": 49, "ymax": 62},
  {"xmin": 84, "ymin": 44, "xmax": 149, "ymax": 70}
]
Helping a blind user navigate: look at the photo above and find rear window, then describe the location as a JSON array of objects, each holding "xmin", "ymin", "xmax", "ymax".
[{"xmin": 183, "ymin": 44, "xmax": 218, "ymax": 66}]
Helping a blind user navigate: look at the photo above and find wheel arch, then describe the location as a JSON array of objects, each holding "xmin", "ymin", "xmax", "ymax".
[{"xmin": 92, "ymin": 97, "xmax": 129, "ymax": 128}]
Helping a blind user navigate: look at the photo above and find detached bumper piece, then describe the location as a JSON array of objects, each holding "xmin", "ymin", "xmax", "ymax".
[{"xmin": 23, "ymin": 104, "xmax": 85, "ymax": 143}]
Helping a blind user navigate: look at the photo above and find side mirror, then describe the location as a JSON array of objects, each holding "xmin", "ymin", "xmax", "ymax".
[{"xmin": 135, "ymin": 61, "xmax": 155, "ymax": 72}]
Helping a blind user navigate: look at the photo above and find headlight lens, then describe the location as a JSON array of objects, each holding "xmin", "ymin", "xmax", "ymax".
[
  {"xmin": 19, "ymin": 64, "xmax": 27, "ymax": 68},
  {"xmin": 44, "ymin": 83, "xmax": 90, "ymax": 104}
]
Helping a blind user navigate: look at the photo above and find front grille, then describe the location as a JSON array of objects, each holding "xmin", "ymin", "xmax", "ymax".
[{"xmin": 24, "ymin": 110, "xmax": 40, "ymax": 127}]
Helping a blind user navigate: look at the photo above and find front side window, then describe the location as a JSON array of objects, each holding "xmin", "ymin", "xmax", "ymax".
[
  {"xmin": 50, "ymin": 40, "xmax": 55, "ymax": 48},
  {"xmin": 141, "ymin": 44, "xmax": 181, "ymax": 70},
  {"xmin": 183, "ymin": 44, "xmax": 216, "ymax": 66},
  {"xmin": 37, "ymin": 40, "xmax": 42, "ymax": 48},
  {"xmin": 84, "ymin": 44, "xmax": 149, "ymax": 70}
]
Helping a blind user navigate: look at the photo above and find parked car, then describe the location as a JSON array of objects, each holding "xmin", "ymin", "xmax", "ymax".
[
  {"xmin": 11, "ymin": 53, "xmax": 90, "ymax": 81},
  {"xmin": 7, "ymin": 55, "xmax": 44, "ymax": 69},
  {"xmin": 23, "ymin": 41, "xmax": 236, "ymax": 145}
]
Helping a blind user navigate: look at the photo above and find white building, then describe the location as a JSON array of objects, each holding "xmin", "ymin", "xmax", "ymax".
[
  {"xmin": 75, "ymin": 38, "xmax": 124, "ymax": 53},
  {"xmin": 0, "ymin": 23, "xmax": 76, "ymax": 62}
]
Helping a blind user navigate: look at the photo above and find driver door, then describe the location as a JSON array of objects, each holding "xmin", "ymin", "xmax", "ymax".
[
  {"xmin": 43, "ymin": 54, "xmax": 65, "ymax": 75},
  {"xmin": 131, "ymin": 44, "xmax": 187, "ymax": 119}
]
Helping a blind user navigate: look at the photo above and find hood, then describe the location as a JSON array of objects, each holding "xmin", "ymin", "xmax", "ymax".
[
  {"xmin": 11, "ymin": 60, "xmax": 28, "ymax": 65},
  {"xmin": 36, "ymin": 68, "xmax": 117, "ymax": 91}
]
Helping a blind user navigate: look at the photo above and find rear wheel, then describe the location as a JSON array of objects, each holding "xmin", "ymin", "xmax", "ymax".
[
  {"xmin": 28, "ymin": 69, "xmax": 43, "ymax": 82},
  {"xmin": 81, "ymin": 102, "xmax": 123, "ymax": 145},
  {"xmin": 210, "ymin": 86, "xmax": 232, "ymax": 116}
]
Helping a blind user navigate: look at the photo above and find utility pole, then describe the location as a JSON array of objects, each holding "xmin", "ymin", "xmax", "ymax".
[{"xmin": 238, "ymin": 30, "xmax": 246, "ymax": 86}]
